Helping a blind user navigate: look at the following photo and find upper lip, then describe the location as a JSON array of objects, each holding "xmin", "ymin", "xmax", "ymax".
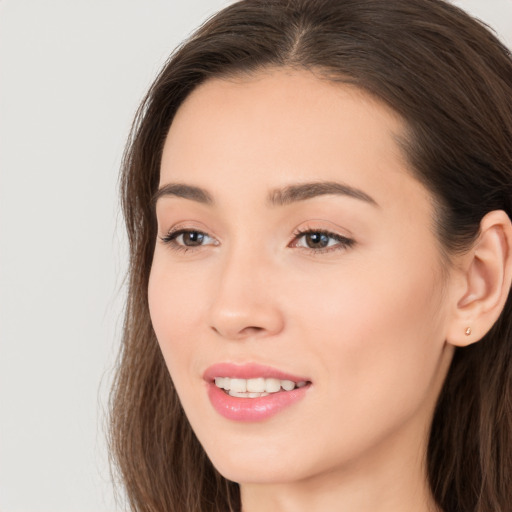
[{"xmin": 203, "ymin": 362, "xmax": 310, "ymax": 383}]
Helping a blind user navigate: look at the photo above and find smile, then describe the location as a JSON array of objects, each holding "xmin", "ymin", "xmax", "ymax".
[
  {"xmin": 214, "ymin": 377, "xmax": 308, "ymax": 397},
  {"xmin": 205, "ymin": 363, "xmax": 311, "ymax": 421}
]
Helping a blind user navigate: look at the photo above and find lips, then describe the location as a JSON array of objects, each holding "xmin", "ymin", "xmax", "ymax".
[
  {"xmin": 204, "ymin": 363, "xmax": 311, "ymax": 422},
  {"xmin": 203, "ymin": 362, "xmax": 309, "ymax": 381}
]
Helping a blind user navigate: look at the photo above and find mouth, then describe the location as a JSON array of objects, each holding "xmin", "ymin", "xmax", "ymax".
[
  {"xmin": 214, "ymin": 376, "xmax": 308, "ymax": 398},
  {"xmin": 204, "ymin": 363, "xmax": 312, "ymax": 421}
]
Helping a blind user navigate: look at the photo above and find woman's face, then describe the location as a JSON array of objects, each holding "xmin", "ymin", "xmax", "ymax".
[{"xmin": 149, "ymin": 70, "xmax": 456, "ymax": 486}]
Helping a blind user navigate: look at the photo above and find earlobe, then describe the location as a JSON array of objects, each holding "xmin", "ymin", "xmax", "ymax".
[{"xmin": 447, "ymin": 210, "xmax": 512, "ymax": 347}]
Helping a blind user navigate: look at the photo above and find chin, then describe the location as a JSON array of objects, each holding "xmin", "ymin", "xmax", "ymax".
[
  {"xmin": 212, "ymin": 458, "xmax": 303, "ymax": 486},
  {"xmin": 200, "ymin": 437, "xmax": 296, "ymax": 483},
  {"xmin": 201, "ymin": 432, "xmax": 331, "ymax": 486}
]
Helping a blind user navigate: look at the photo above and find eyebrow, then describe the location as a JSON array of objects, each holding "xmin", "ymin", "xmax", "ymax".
[
  {"xmin": 152, "ymin": 180, "xmax": 378, "ymax": 208},
  {"xmin": 152, "ymin": 183, "xmax": 214, "ymax": 206},
  {"xmin": 267, "ymin": 181, "xmax": 379, "ymax": 207}
]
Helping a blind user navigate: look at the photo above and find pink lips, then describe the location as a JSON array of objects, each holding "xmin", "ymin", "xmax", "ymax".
[{"xmin": 204, "ymin": 363, "xmax": 310, "ymax": 422}]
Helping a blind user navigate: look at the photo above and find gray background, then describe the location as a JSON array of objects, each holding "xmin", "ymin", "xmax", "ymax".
[{"xmin": 0, "ymin": 1, "xmax": 510, "ymax": 511}]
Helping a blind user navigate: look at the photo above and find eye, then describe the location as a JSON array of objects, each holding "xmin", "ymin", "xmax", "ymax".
[
  {"xmin": 291, "ymin": 229, "xmax": 354, "ymax": 253},
  {"xmin": 160, "ymin": 228, "xmax": 218, "ymax": 251}
]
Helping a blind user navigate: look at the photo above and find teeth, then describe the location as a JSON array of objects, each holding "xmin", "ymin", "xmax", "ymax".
[
  {"xmin": 281, "ymin": 379, "xmax": 295, "ymax": 391},
  {"xmin": 229, "ymin": 391, "xmax": 270, "ymax": 398},
  {"xmin": 247, "ymin": 377, "xmax": 266, "ymax": 392},
  {"xmin": 230, "ymin": 378, "xmax": 247, "ymax": 393},
  {"xmin": 266, "ymin": 378, "xmax": 281, "ymax": 393},
  {"xmin": 214, "ymin": 377, "xmax": 229, "ymax": 390},
  {"xmin": 215, "ymin": 377, "xmax": 308, "ymax": 395},
  {"xmin": 247, "ymin": 392, "xmax": 269, "ymax": 398}
]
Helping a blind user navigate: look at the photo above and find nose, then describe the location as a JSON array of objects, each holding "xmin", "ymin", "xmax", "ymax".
[{"xmin": 208, "ymin": 247, "xmax": 285, "ymax": 341}]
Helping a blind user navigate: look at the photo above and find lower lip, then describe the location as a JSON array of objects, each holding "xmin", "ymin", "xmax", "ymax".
[{"xmin": 207, "ymin": 383, "xmax": 309, "ymax": 422}]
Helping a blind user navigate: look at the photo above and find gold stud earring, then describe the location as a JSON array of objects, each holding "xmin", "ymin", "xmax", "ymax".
[{"xmin": 465, "ymin": 327, "xmax": 472, "ymax": 336}]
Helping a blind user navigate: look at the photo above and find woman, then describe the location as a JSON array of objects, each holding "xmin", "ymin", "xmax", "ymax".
[{"xmin": 109, "ymin": 0, "xmax": 512, "ymax": 510}]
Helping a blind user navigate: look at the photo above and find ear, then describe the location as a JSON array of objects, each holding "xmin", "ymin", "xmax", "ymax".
[{"xmin": 446, "ymin": 210, "xmax": 512, "ymax": 347}]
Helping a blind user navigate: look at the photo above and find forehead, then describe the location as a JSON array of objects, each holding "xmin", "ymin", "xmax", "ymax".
[
  {"xmin": 160, "ymin": 69, "xmax": 432, "ymax": 219},
  {"xmin": 163, "ymin": 69, "xmax": 406, "ymax": 168}
]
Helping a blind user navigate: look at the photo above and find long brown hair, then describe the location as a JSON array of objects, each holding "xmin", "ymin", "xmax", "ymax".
[{"xmin": 108, "ymin": 1, "xmax": 512, "ymax": 510}]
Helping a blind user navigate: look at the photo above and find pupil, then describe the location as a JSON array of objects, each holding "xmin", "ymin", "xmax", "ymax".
[
  {"xmin": 306, "ymin": 232, "xmax": 329, "ymax": 248},
  {"xmin": 184, "ymin": 232, "xmax": 204, "ymax": 246}
]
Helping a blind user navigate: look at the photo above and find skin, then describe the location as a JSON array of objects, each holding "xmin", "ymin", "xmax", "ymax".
[{"xmin": 148, "ymin": 69, "xmax": 460, "ymax": 512}]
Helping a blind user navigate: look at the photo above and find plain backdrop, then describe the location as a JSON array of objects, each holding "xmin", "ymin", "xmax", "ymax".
[{"xmin": 0, "ymin": 1, "xmax": 510, "ymax": 511}]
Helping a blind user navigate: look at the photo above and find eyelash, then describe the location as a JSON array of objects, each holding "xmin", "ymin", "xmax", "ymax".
[
  {"xmin": 290, "ymin": 228, "xmax": 355, "ymax": 254},
  {"xmin": 160, "ymin": 228, "xmax": 215, "ymax": 253},
  {"xmin": 159, "ymin": 228, "xmax": 355, "ymax": 254}
]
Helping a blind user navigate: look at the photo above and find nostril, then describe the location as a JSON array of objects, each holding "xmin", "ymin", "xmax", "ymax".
[
  {"xmin": 210, "ymin": 324, "xmax": 265, "ymax": 338},
  {"xmin": 242, "ymin": 326, "xmax": 265, "ymax": 335}
]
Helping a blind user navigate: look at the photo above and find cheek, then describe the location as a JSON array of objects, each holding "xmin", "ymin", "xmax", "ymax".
[
  {"xmin": 338, "ymin": 264, "xmax": 443, "ymax": 347},
  {"xmin": 147, "ymin": 256, "xmax": 206, "ymax": 376},
  {"xmin": 292, "ymin": 252, "xmax": 448, "ymax": 431},
  {"xmin": 292, "ymin": 246, "xmax": 445, "ymax": 346}
]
